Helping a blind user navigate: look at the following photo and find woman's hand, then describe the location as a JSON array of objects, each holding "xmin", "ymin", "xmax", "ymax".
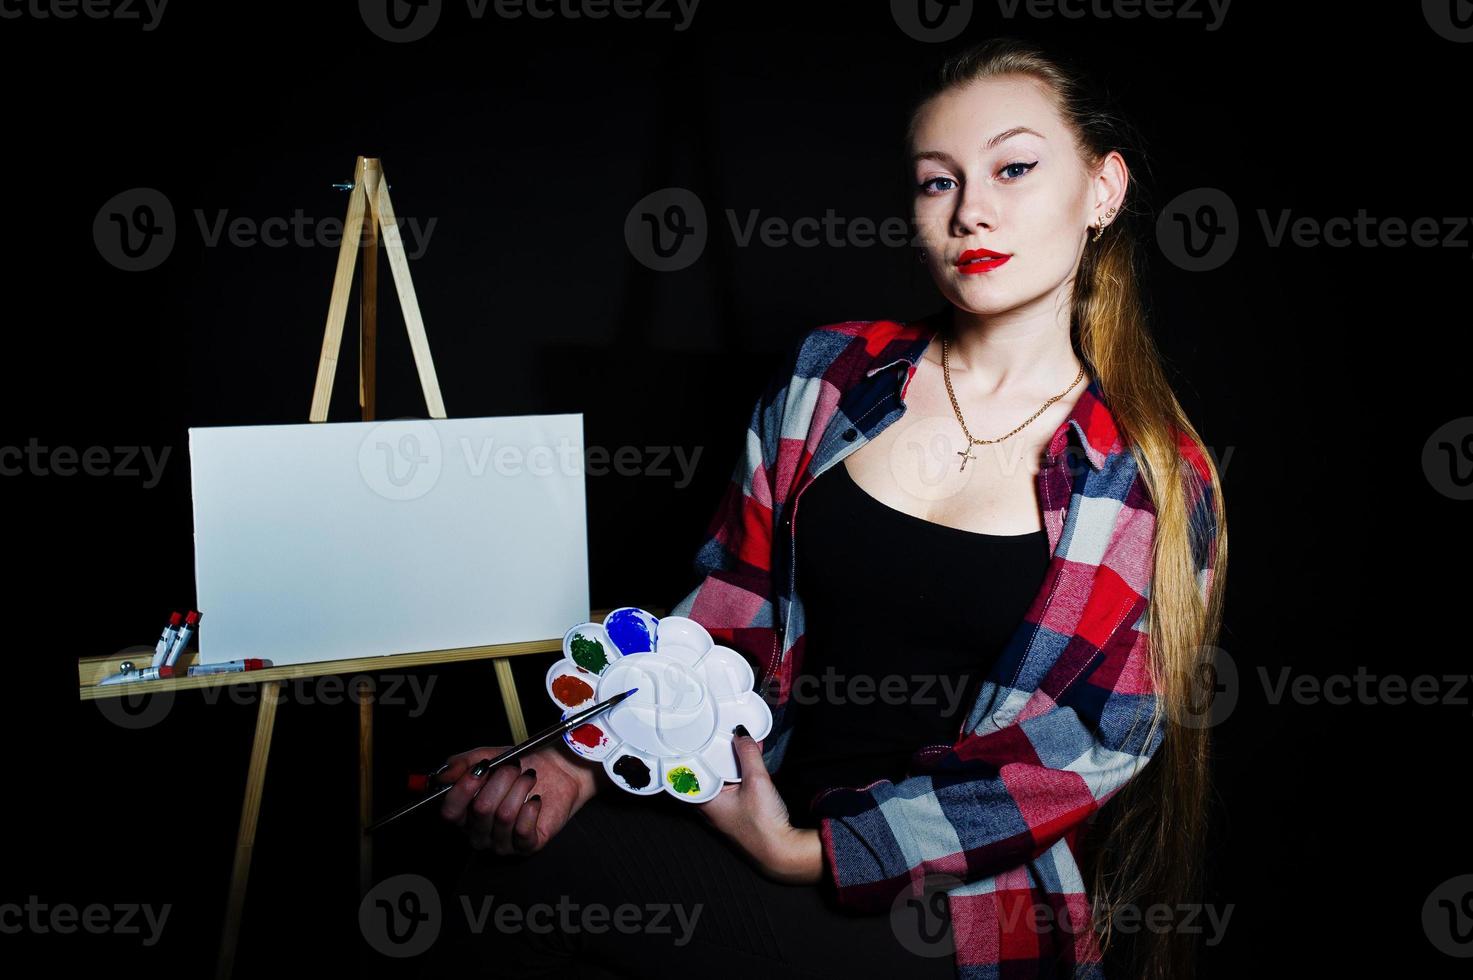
[
  {"xmin": 696, "ymin": 726, "xmax": 823, "ymax": 885},
  {"xmin": 436, "ymin": 744, "xmax": 599, "ymax": 855}
]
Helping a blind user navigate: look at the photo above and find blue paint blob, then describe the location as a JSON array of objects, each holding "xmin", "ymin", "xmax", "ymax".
[{"xmin": 606, "ymin": 608, "xmax": 656, "ymax": 655}]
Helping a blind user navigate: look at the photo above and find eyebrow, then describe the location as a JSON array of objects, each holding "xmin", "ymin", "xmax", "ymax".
[{"xmin": 912, "ymin": 126, "xmax": 1046, "ymax": 164}]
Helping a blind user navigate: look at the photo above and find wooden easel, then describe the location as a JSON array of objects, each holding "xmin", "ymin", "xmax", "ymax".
[
  {"xmin": 226, "ymin": 155, "xmax": 524, "ymax": 978},
  {"xmin": 73, "ymin": 156, "xmax": 644, "ymax": 979}
]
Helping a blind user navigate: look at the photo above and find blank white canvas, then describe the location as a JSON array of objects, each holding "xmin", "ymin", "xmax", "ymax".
[{"xmin": 188, "ymin": 414, "xmax": 589, "ymax": 666}]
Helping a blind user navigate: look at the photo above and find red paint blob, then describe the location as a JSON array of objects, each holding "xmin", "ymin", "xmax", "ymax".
[
  {"xmin": 569, "ymin": 723, "xmax": 605, "ymax": 749},
  {"xmin": 552, "ymin": 674, "xmax": 594, "ymax": 706}
]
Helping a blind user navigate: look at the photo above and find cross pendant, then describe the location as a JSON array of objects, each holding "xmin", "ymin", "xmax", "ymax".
[{"xmin": 956, "ymin": 446, "xmax": 977, "ymax": 472}]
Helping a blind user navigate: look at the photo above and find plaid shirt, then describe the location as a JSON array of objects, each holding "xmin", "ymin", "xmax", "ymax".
[{"xmin": 670, "ymin": 315, "xmax": 1220, "ymax": 978}]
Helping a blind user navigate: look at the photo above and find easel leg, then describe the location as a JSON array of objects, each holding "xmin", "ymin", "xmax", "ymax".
[
  {"xmin": 492, "ymin": 658, "xmax": 529, "ymax": 744},
  {"xmin": 215, "ymin": 680, "xmax": 283, "ymax": 980},
  {"xmin": 357, "ymin": 676, "xmax": 375, "ymax": 897},
  {"xmin": 359, "ymin": 161, "xmax": 378, "ymax": 421},
  {"xmin": 309, "ymin": 157, "xmax": 367, "ymax": 424}
]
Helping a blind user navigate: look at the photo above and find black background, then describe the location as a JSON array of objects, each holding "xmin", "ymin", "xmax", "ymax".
[{"xmin": 3, "ymin": 1, "xmax": 1468, "ymax": 976}]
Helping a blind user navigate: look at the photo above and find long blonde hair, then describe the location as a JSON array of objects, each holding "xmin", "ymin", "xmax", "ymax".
[{"xmin": 906, "ymin": 37, "xmax": 1230, "ymax": 979}]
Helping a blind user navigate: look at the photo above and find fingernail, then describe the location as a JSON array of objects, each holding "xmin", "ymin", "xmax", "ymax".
[
  {"xmin": 734, "ymin": 724, "xmax": 749, "ymax": 738},
  {"xmin": 529, "ymin": 793, "xmax": 541, "ymax": 803},
  {"xmin": 523, "ymin": 768, "xmax": 536, "ymax": 779}
]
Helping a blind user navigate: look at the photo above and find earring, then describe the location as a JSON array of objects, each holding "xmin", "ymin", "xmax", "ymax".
[
  {"xmin": 918, "ymin": 248, "xmax": 927, "ymax": 263},
  {"xmin": 1092, "ymin": 207, "xmax": 1118, "ymax": 242}
]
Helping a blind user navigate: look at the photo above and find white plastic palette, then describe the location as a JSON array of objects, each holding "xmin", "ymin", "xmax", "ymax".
[{"xmin": 544, "ymin": 606, "xmax": 772, "ymax": 803}]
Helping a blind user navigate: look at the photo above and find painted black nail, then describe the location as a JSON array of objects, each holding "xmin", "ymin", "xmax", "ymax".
[
  {"xmin": 529, "ymin": 794, "xmax": 541, "ymax": 803},
  {"xmin": 524, "ymin": 768, "xmax": 536, "ymax": 779},
  {"xmin": 734, "ymin": 724, "xmax": 749, "ymax": 738}
]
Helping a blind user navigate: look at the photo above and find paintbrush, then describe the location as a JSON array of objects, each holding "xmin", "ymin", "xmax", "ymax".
[{"xmin": 364, "ymin": 685, "xmax": 639, "ymax": 834}]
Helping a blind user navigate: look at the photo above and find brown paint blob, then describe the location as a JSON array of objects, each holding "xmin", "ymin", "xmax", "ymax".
[{"xmin": 552, "ymin": 673, "xmax": 594, "ymax": 706}]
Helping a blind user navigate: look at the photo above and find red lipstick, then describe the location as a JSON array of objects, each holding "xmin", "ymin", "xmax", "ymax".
[{"xmin": 955, "ymin": 248, "xmax": 1011, "ymax": 274}]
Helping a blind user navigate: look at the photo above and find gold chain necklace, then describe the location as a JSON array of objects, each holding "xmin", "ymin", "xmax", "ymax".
[{"xmin": 941, "ymin": 337, "xmax": 1086, "ymax": 472}]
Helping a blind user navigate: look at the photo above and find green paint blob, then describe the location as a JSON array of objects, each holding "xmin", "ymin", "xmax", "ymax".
[
  {"xmin": 569, "ymin": 633, "xmax": 610, "ymax": 672},
  {"xmin": 667, "ymin": 766, "xmax": 700, "ymax": 795}
]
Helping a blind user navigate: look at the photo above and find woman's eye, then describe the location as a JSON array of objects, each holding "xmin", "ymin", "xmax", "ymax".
[
  {"xmin": 1000, "ymin": 160, "xmax": 1039, "ymax": 180},
  {"xmin": 918, "ymin": 176, "xmax": 956, "ymax": 195}
]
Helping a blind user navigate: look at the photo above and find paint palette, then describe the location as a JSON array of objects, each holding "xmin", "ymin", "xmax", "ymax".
[{"xmin": 545, "ymin": 606, "xmax": 772, "ymax": 804}]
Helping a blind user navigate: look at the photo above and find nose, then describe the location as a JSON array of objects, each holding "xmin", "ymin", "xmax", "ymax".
[{"xmin": 951, "ymin": 181, "xmax": 997, "ymax": 237}]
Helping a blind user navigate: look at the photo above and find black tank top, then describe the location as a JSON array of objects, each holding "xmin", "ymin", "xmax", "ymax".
[{"xmin": 773, "ymin": 458, "xmax": 1051, "ymax": 827}]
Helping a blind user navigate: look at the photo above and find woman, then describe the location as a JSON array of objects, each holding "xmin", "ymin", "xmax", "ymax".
[{"xmin": 422, "ymin": 36, "xmax": 1227, "ymax": 980}]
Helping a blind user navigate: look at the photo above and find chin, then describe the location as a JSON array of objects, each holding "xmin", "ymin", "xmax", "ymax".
[{"xmin": 942, "ymin": 282, "xmax": 1017, "ymax": 316}]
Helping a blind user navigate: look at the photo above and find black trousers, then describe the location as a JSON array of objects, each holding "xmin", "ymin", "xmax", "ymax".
[{"xmin": 416, "ymin": 785, "xmax": 960, "ymax": 979}]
